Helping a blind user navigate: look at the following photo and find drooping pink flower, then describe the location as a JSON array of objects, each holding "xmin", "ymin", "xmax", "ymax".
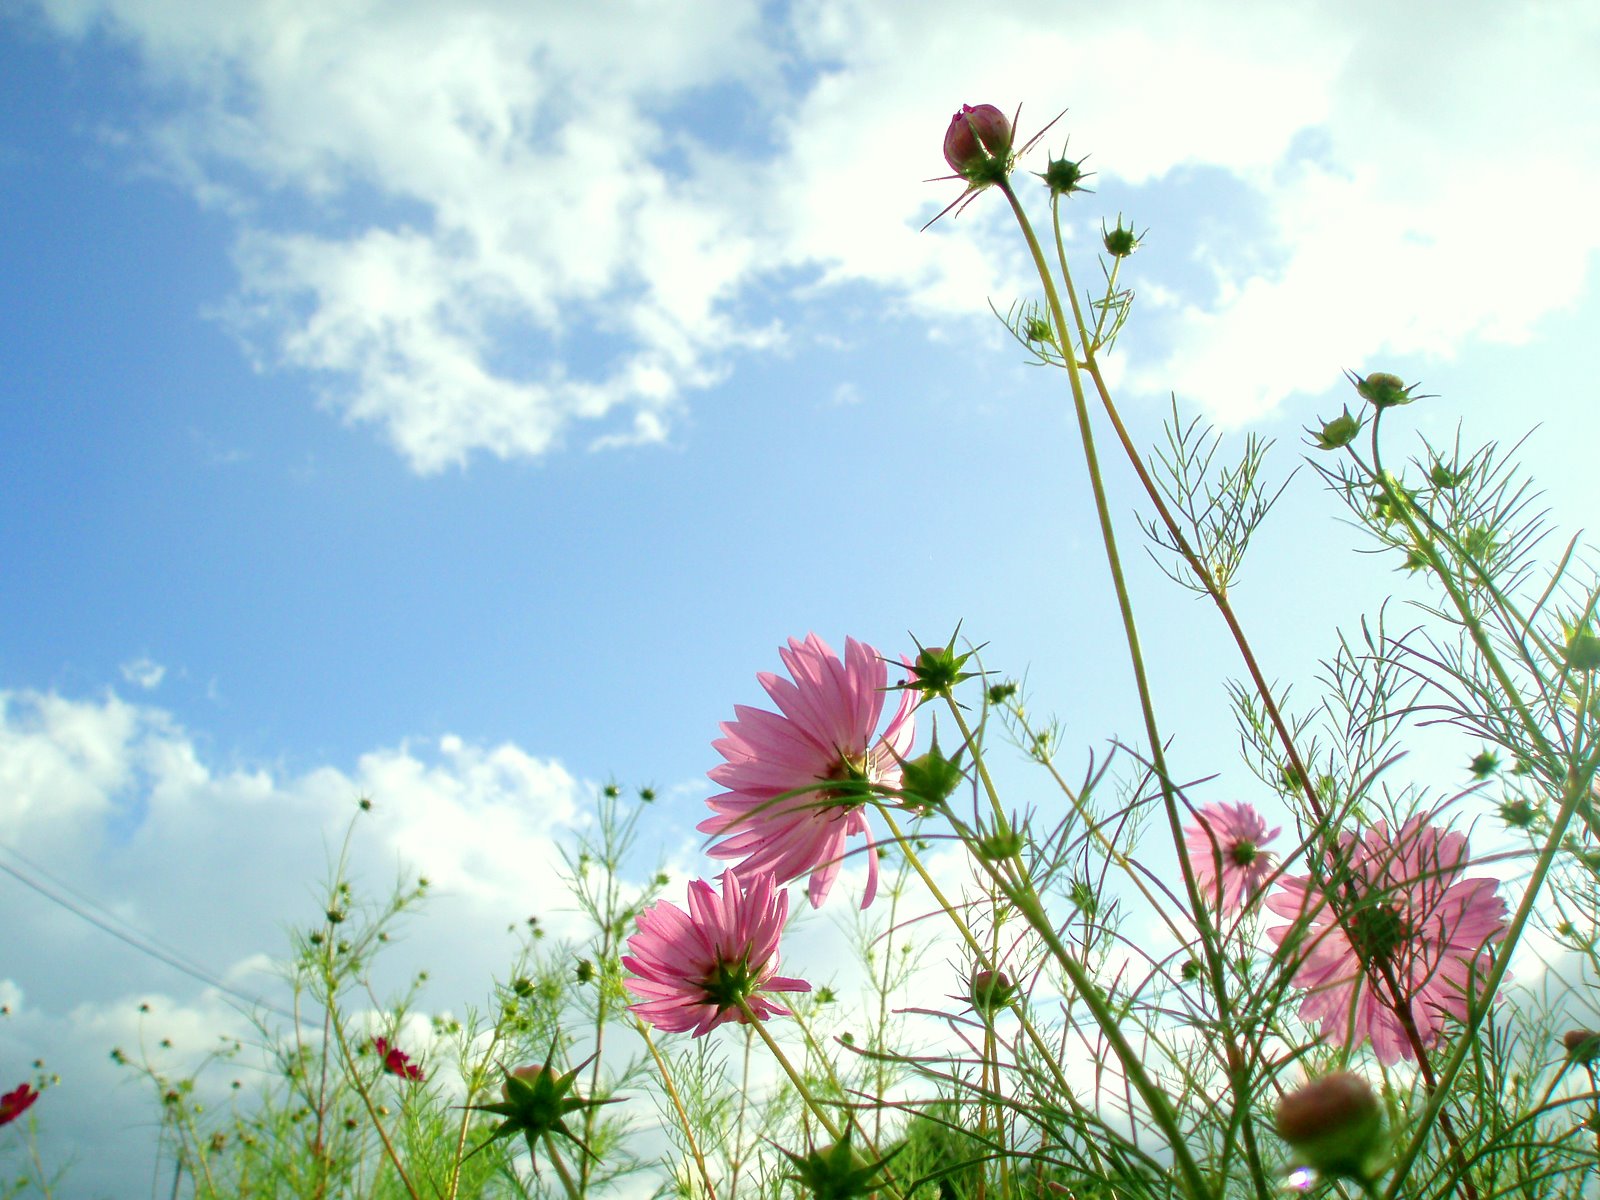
[
  {"xmin": 0, "ymin": 1082, "xmax": 38, "ymax": 1126},
  {"xmin": 623, "ymin": 872, "xmax": 810, "ymax": 1037},
  {"xmin": 1183, "ymin": 801, "xmax": 1281, "ymax": 914},
  {"xmin": 373, "ymin": 1036, "xmax": 424, "ymax": 1082},
  {"xmin": 699, "ymin": 634, "xmax": 916, "ymax": 909},
  {"xmin": 1266, "ymin": 816, "xmax": 1508, "ymax": 1064}
]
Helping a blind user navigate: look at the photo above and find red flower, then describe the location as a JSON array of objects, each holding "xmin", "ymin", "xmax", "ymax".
[
  {"xmin": 372, "ymin": 1036, "xmax": 424, "ymax": 1082},
  {"xmin": 0, "ymin": 1083, "xmax": 38, "ymax": 1126}
]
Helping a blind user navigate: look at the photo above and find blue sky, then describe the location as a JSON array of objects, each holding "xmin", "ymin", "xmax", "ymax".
[{"xmin": 3, "ymin": 1, "xmax": 1599, "ymax": 1193}]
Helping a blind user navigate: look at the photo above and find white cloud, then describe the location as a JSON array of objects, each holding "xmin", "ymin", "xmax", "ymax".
[
  {"xmin": 119, "ymin": 656, "xmax": 165, "ymax": 689},
  {"xmin": 31, "ymin": 0, "xmax": 1600, "ymax": 463},
  {"xmin": 0, "ymin": 683, "xmax": 602, "ymax": 1195}
]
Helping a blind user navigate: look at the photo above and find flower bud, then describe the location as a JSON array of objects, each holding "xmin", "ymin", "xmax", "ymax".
[
  {"xmin": 1430, "ymin": 461, "xmax": 1463, "ymax": 489},
  {"xmin": 1468, "ymin": 749, "xmax": 1500, "ymax": 779},
  {"xmin": 897, "ymin": 739, "xmax": 964, "ymax": 812},
  {"xmin": 1563, "ymin": 1029, "xmax": 1600, "ymax": 1064},
  {"xmin": 905, "ymin": 635, "xmax": 976, "ymax": 699},
  {"xmin": 1040, "ymin": 155, "xmax": 1090, "ymax": 197},
  {"xmin": 1102, "ymin": 217, "xmax": 1140, "ymax": 258},
  {"xmin": 1352, "ymin": 371, "xmax": 1416, "ymax": 409},
  {"xmin": 1566, "ymin": 632, "xmax": 1600, "ymax": 672},
  {"xmin": 968, "ymin": 968, "xmax": 1018, "ymax": 1016},
  {"xmin": 943, "ymin": 104, "xmax": 1012, "ymax": 179},
  {"xmin": 781, "ymin": 1135, "xmax": 902, "ymax": 1200},
  {"xmin": 1312, "ymin": 408, "xmax": 1361, "ymax": 450},
  {"xmin": 1275, "ymin": 1072, "xmax": 1384, "ymax": 1182}
]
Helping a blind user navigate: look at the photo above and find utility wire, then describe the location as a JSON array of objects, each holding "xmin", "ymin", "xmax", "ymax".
[{"xmin": 0, "ymin": 841, "xmax": 298, "ymax": 1022}]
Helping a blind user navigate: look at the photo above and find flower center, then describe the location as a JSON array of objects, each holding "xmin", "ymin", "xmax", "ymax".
[
  {"xmin": 1346, "ymin": 900, "xmax": 1410, "ymax": 971},
  {"xmin": 699, "ymin": 956, "xmax": 758, "ymax": 1012},
  {"xmin": 1230, "ymin": 840, "xmax": 1258, "ymax": 867},
  {"xmin": 819, "ymin": 753, "xmax": 873, "ymax": 808}
]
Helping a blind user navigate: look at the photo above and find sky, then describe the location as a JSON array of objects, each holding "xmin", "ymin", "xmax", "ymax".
[{"xmin": 2, "ymin": 0, "xmax": 1599, "ymax": 1194}]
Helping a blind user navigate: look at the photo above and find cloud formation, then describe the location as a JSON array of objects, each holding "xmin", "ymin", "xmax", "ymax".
[
  {"xmin": 32, "ymin": 0, "xmax": 1600, "ymax": 462},
  {"xmin": 0, "ymin": 683, "xmax": 595, "ymax": 1192}
]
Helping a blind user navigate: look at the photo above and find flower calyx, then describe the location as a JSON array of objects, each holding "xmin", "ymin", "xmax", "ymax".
[
  {"xmin": 967, "ymin": 968, "xmax": 1018, "ymax": 1017},
  {"xmin": 903, "ymin": 629, "xmax": 980, "ymax": 701},
  {"xmin": 1310, "ymin": 407, "xmax": 1362, "ymax": 450},
  {"xmin": 1347, "ymin": 369, "xmax": 1429, "ymax": 410},
  {"xmin": 1101, "ymin": 215, "xmax": 1142, "ymax": 258},
  {"xmin": 462, "ymin": 1050, "xmax": 621, "ymax": 1165},
  {"xmin": 780, "ymin": 1133, "xmax": 904, "ymax": 1200},
  {"xmin": 1038, "ymin": 151, "xmax": 1093, "ymax": 198},
  {"xmin": 892, "ymin": 724, "xmax": 966, "ymax": 813}
]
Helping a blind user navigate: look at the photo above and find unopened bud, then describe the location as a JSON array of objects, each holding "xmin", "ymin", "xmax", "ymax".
[
  {"xmin": 1102, "ymin": 216, "xmax": 1140, "ymax": 258},
  {"xmin": 1352, "ymin": 371, "xmax": 1416, "ymax": 409},
  {"xmin": 1566, "ymin": 632, "xmax": 1600, "ymax": 672},
  {"xmin": 1275, "ymin": 1072, "xmax": 1384, "ymax": 1182},
  {"xmin": 968, "ymin": 968, "xmax": 1018, "ymax": 1016},
  {"xmin": 1312, "ymin": 408, "xmax": 1361, "ymax": 450},
  {"xmin": 943, "ymin": 104, "xmax": 1012, "ymax": 179},
  {"xmin": 1564, "ymin": 1029, "xmax": 1600, "ymax": 1064}
]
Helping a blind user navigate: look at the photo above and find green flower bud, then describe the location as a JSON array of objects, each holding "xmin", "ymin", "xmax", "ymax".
[
  {"xmin": 968, "ymin": 968, "xmax": 1018, "ymax": 1016},
  {"xmin": 781, "ymin": 1135, "xmax": 903, "ymax": 1200},
  {"xmin": 1566, "ymin": 632, "xmax": 1600, "ymax": 672},
  {"xmin": 1469, "ymin": 749, "xmax": 1500, "ymax": 779},
  {"xmin": 976, "ymin": 827, "xmax": 1024, "ymax": 862},
  {"xmin": 1430, "ymin": 461, "xmax": 1464, "ymax": 489},
  {"xmin": 905, "ymin": 631, "xmax": 978, "ymax": 699},
  {"xmin": 1312, "ymin": 407, "xmax": 1361, "ymax": 450},
  {"xmin": 1351, "ymin": 371, "xmax": 1417, "ymax": 409},
  {"xmin": 1102, "ymin": 216, "xmax": 1140, "ymax": 258},
  {"xmin": 463, "ymin": 1052, "xmax": 620, "ymax": 1165},
  {"xmin": 1275, "ymin": 1072, "xmax": 1385, "ymax": 1183},
  {"xmin": 896, "ymin": 737, "xmax": 965, "ymax": 812},
  {"xmin": 1039, "ymin": 154, "xmax": 1091, "ymax": 197}
]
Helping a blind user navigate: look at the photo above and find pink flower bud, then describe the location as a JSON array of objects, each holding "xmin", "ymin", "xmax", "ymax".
[
  {"xmin": 1275, "ymin": 1072, "xmax": 1384, "ymax": 1181},
  {"xmin": 943, "ymin": 104, "xmax": 1012, "ymax": 176}
]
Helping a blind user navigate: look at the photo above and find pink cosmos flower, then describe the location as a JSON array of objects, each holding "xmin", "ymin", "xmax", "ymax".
[
  {"xmin": 1266, "ymin": 816, "xmax": 1508, "ymax": 1065},
  {"xmin": 699, "ymin": 634, "xmax": 916, "ymax": 909},
  {"xmin": 623, "ymin": 872, "xmax": 810, "ymax": 1037},
  {"xmin": 1183, "ymin": 801, "xmax": 1281, "ymax": 914}
]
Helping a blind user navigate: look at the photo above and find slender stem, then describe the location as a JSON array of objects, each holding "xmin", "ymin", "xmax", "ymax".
[
  {"xmin": 544, "ymin": 1133, "xmax": 585, "ymax": 1200},
  {"xmin": 736, "ymin": 999, "xmax": 846, "ymax": 1142},
  {"xmin": 877, "ymin": 805, "xmax": 1155, "ymax": 1180},
  {"xmin": 935, "ymin": 700, "xmax": 1212, "ymax": 1200},
  {"xmin": 325, "ymin": 1012, "xmax": 422, "ymax": 1200},
  {"xmin": 638, "ymin": 1022, "xmax": 718, "ymax": 1200},
  {"xmin": 731, "ymin": 1026, "xmax": 753, "ymax": 1200}
]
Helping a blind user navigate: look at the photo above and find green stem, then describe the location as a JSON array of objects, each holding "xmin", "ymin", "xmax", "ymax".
[
  {"xmin": 637, "ymin": 1022, "xmax": 719, "ymax": 1200},
  {"xmin": 736, "ymin": 998, "xmax": 846, "ymax": 1143},
  {"xmin": 543, "ymin": 1133, "xmax": 585, "ymax": 1200},
  {"xmin": 1000, "ymin": 178, "xmax": 1237, "ymax": 1200}
]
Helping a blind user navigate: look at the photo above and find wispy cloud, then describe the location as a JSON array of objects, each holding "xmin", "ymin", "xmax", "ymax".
[
  {"xmin": 33, "ymin": 0, "xmax": 1600, "ymax": 464},
  {"xmin": 118, "ymin": 656, "xmax": 165, "ymax": 689}
]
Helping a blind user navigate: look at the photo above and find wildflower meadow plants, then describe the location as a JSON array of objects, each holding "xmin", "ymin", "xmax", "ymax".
[{"xmin": 11, "ymin": 100, "xmax": 1600, "ymax": 1200}]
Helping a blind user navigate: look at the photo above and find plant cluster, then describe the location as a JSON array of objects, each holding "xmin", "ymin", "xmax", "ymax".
[{"xmin": 7, "ymin": 100, "xmax": 1600, "ymax": 1200}]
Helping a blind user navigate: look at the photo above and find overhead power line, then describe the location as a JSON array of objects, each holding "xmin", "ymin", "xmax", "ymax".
[{"xmin": 0, "ymin": 840, "xmax": 297, "ymax": 1022}]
